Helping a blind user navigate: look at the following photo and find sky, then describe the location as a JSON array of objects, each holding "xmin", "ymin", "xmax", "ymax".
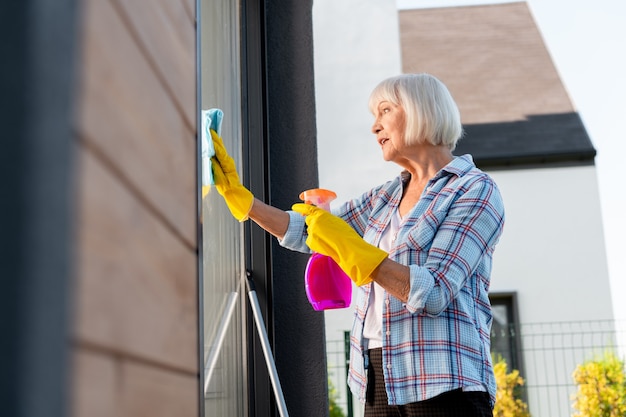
[{"xmin": 397, "ymin": 0, "xmax": 626, "ymax": 318}]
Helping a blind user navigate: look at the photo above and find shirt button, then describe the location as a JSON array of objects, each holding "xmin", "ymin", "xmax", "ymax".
[
  {"xmin": 386, "ymin": 331, "xmax": 391, "ymax": 336},
  {"xmin": 385, "ymin": 299, "xmax": 390, "ymax": 305},
  {"xmin": 387, "ymin": 363, "xmax": 392, "ymax": 369}
]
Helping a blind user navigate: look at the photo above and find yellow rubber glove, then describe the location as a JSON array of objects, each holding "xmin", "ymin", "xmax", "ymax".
[
  {"xmin": 292, "ymin": 203, "xmax": 388, "ymax": 286},
  {"xmin": 211, "ymin": 129, "xmax": 254, "ymax": 221}
]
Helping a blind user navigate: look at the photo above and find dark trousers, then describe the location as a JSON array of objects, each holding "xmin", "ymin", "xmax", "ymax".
[{"xmin": 364, "ymin": 349, "xmax": 493, "ymax": 417}]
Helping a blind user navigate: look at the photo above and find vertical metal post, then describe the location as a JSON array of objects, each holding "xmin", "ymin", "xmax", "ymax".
[{"xmin": 246, "ymin": 274, "xmax": 290, "ymax": 417}]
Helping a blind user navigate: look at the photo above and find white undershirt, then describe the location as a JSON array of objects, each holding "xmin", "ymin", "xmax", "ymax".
[{"xmin": 362, "ymin": 208, "xmax": 401, "ymax": 350}]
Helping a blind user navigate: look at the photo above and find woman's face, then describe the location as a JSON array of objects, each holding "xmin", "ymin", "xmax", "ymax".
[{"xmin": 371, "ymin": 100, "xmax": 407, "ymax": 162}]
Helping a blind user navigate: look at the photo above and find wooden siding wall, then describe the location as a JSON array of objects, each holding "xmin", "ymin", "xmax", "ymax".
[{"xmin": 71, "ymin": 0, "xmax": 199, "ymax": 416}]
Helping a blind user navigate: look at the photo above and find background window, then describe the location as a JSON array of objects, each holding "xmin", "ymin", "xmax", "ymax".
[{"xmin": 490, "ymin": 292, "xmax": 524, "ymax": 375}]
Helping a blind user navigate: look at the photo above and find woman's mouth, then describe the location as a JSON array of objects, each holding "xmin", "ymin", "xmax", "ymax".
[{"xmin": 380, "ymin": 138, "xmax": 389, "ymax": 146}]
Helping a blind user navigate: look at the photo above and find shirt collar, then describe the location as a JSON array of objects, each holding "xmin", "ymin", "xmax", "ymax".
[{"xmin": 439, "ymin": 154, "xmax": 475, "ymax": 178}]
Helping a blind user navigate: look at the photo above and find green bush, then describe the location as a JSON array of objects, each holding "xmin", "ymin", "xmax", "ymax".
[
  {"xmin": 328, "ymin": 379, "xmax": 346, "ymax": 417},
  {"xmin": 493, "ymin": 356, "xmax": 530, "ymax": 417},
  {"xmin": 572, "ymin": 351, "xmax": 626, "ymax": 417}
]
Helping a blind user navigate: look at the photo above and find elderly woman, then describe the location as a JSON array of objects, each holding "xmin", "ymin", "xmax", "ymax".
[{"xmin": 211, "ymin": 73, "xmax": 505, "ymax": 417}]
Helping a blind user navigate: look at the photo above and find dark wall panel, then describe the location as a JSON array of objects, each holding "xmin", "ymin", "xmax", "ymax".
[
  {"xmin": 0, "ymin": 1, "xmax": 77, "ymax": 417},
  {"xmin": 264, "ymin": 0, "xmax": 329, "ymax": 416}
]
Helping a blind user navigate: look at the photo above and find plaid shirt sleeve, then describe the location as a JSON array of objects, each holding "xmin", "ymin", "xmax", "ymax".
[{"xmin": 406, "ymin": 174, "xmax": 505, "ymax": 315}]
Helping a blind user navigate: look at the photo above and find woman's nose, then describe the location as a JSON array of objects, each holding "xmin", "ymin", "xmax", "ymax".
[{"xmin": 371, "ymin": 119, "xmax": 381, "ymax": 134}]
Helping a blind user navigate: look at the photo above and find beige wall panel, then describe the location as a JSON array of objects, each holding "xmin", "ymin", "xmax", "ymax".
[
  {"xmin": 72, "ymin": 350, "xmax": 120, "ymax": 417},
  {"xmin": 76, "ymin": 0, "xmax": 196, "ymax": 246},
  {"xmin": 75, "ymin": 148, "xmax": 198, "ymax": 372},
  {"xmin": 72, "ymin": 349, "xmax": 197, "ymax": 417},
  {"xmin": 180, "ymin": 0, "xmax": 195, "ymax": 23},
  {"xmin": 114, "ymin": 0, "xmax": 195, "ymax": 126},
  {"xmin": 123, "ymin": 360, "xmax": 198, "ymax": 417}
]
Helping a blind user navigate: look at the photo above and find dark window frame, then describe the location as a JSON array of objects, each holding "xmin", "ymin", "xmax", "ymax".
[{"xmin": 489, "ymin": 291, "xmax": 525, "ymax": 378}]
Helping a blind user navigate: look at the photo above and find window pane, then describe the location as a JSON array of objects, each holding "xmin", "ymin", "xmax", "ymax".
[
  {"xmin": 491, "ymin": 303, "xmax": 514, "ymax": 367},
  {"xmin": 200, "ymin": 0, "xmax": 246, "ymax": 415},
  {"xmin": 490, "ymin": 294, "xmax": 521, "ymax": 372}
]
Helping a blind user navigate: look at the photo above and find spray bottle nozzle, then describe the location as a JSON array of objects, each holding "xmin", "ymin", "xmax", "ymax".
[{"xmin": 299, "ymin": 188, "xmax": 337, "ymax": 212}]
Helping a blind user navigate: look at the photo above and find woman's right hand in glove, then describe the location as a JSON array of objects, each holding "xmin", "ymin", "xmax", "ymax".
[{"xmin": 210, "ymin": 129, "xmax": 254, "ymax": 222}]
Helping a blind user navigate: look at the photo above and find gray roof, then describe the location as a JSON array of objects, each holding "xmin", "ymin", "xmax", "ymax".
[
  {"xmin": 457, "ymin": 112, "xmax": 596, "ymax": 169},
  {"xmin": 399, "ymin": 2, "xmax": 596, "ymax": 169}
]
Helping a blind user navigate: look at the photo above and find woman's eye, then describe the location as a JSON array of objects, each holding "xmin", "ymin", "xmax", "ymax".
[{"xmin": 383, "ymin": 108, "xmax": 390, "ymax": 114}]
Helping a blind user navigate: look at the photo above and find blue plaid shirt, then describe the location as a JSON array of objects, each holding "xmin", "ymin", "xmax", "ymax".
[{"xmin": 280, "ymin": 154, "xmax": 505, "ymax": 406}]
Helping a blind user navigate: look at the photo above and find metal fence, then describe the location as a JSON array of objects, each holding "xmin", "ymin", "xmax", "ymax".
[
  {"xmin": 327, "ymin": 332, "xmax": 353, "ymax": 417},
  {"xmin": 513, "ymin": 320, "xmax": 626, "ymax": 417},
  {"xmin": 327, "ymin": 320, "xmax": 626, "ymax": 417}
]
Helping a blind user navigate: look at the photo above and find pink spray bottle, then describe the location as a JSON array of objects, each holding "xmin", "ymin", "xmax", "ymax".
[{"xmin": 299, "ymin": 188, "xmax": 352, "ymax": 311}]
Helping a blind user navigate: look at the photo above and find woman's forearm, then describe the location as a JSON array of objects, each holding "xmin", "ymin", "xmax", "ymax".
[
  {"xmin": 248, "ymin": 198, "xmax": 291, "ymax": 240},
  {"xmin": 371, "ymin": 258, "xmax": 411, "ymax": 303}
]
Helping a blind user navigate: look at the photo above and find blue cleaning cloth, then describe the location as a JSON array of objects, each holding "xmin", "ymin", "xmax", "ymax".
[{"xmin": 201, "ymin": 108, "xmax": 224, "ymax": 186}]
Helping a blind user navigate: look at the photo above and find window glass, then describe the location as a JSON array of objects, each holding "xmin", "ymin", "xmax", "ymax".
[
  {"xmin": 199, "ymin": 0, "xmax": 246, "ymax": 415},
  {"xmin": 490, "ymin": 293, "xmax": 522, "ymax": 373}
]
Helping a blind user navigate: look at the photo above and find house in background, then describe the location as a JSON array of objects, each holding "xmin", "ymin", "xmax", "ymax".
[{"xmin": 314, "ymin": 2, "xmax": 616, "ymax": 416}]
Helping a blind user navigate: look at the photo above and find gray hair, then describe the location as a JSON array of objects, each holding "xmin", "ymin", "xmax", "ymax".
[{"xmin": 368, "ymin": 73, "xmax": 463, "ymax": 150}]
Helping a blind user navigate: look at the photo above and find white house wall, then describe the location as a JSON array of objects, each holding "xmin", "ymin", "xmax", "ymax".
[
  {"xmin": 489, "ymin": 166, "xmax": 613, "ymax": 323},
  {"xmin": 313, "ymin": 0, "xmax": 403, "ymax": 205}
]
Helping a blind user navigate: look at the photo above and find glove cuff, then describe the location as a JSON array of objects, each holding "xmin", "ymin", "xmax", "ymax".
[
  {"xmin": 225, "ymin": 187, "xmax": 254, "ymax": 222},
  {"xmin": 352, "ymin": 247, "xmax": 388, "ymax": 286}
]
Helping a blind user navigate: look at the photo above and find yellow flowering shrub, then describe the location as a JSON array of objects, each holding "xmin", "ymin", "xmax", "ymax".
[
  {"xmin": 572, "ymin": 351, "xmax": 626, "ymax": 417},
  {"xmin": 493, "ymin": 356, "xmax": 530, "ymax": 417}
]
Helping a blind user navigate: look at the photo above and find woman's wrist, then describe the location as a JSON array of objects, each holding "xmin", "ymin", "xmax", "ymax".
[{"xmin": 372, "ymin": 258, "xmax": 411, "ymax": 302}]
